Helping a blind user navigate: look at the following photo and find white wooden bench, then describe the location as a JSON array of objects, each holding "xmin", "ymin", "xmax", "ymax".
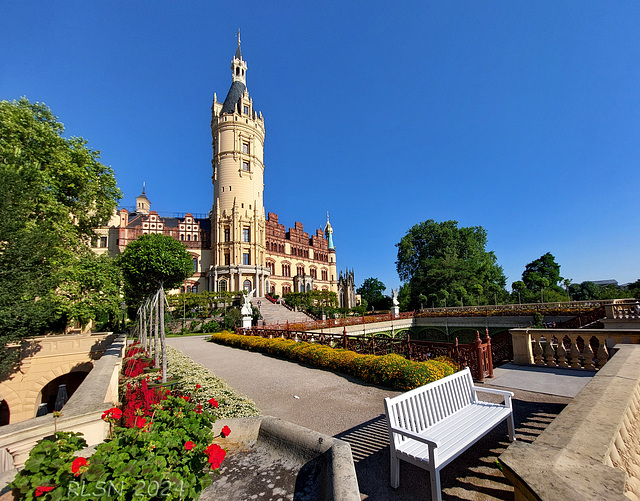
[{"xmin": 384, "ymin": 367, "xmax": 515, "ymax": 501}]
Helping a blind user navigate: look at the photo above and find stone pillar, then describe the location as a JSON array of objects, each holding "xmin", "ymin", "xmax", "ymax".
[
  {"xmin": 391, "ymin": 306, "xmax": 400, "ymax": 318},
  {"xmin": 510, "ymin": 329, "xmax": 534, "ymax": 365}
]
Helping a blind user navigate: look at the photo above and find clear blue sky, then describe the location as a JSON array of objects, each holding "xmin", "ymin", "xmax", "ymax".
[{"xmin": 2, "ymin": 1, "xmax": 639, "ymax": 292}]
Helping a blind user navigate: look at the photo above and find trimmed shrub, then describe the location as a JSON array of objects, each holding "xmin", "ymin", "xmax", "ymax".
[{"xmin": 209, "ymin": 332, "xmax": 459, "ymax": 391}]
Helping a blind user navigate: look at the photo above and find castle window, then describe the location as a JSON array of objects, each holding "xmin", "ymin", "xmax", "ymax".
[
  {"xmin": 219, "ymin": 280, "xmax": 227, "ymax": 292},
  {"xmin": 100, "ymin": 237, "xmax": 107, "ymax": 248},
  {"xmin": 187, "ymin": 235, "xmax": 191, "ymax": 241},
  {"xmin": 181, "ymin": 235, "xmax": 184, "ymax": 241},
  {"xmin": 192, "ymin": 284, "xmax": 197, "ymax": 293},
  {"xmin": 194, "ymin": 234, "xmax": 198, "ymax": 241},
  {"xmin": 310, "ymin": 268, "xmax": 317, "ymax": 279},
  {"xmin": 192, "ymin": 258, "xmax": 198, "ymax": 272},
  {"xmin": 243, "ymin": 228, "xmax": 250, "ymax": 242},
  {"xmin": 282, "ymin": 264, "xmax": 290, "ymax": 277},
  {"xmin": 243, "ymin": 279, "xmax": 252, "ymax": 291},
  {"xmin": 224, "ymin": 228, "xmax": 230, "ymax": 242},
  {"xmin": 243, "ymin": 142, "xmax": 249, "ymax": 154},
  {"xmin": 322, "ymin": 270, "xmax": 328, "ymax": 281},
  {"xmin": 297, "ymin": 265, "xmax": 304, "ymax": 276},
  {"xmin": 243, "ymin": 106, "xmax": 249, "ymax": 115},
  {"xmin": 243, "ymin": 252, "xmax": 250, "ymax": 265},
  {"xmin": 224, "ymin": 253, "xmax": 230, "ymax": 265},
  {"xmin": 242, "ymin": 161, "xmax": 250, "ymax": 171}
]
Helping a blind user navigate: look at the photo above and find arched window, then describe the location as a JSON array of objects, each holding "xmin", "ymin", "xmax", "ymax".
[
  {"xmin": 186, "ymin": 286, "xmax": 191, "ymax": 293},
  {"xmin": 187, "ymin": 234, "xmax": 191, "ymax": 241},
  {"xmin": 192, "ymin": 258, "xmax": 198, "ymax": 272},
  {"xmin": 192, "ymin": 284, "xmax": 197, "ymax": 293},
  {"xmin": 180, "ymin": 234, "xmax": 184, "ymax": 241},
  {"xmin": 218, "ymin": 280, "xmax": 227, "ymax": 292},
  {"xmin": 243, "ymin": 280, "xmax": 252, "ymax": 291}
]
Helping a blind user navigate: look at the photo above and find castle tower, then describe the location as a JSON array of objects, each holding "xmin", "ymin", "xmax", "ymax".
[
  {"xmin": 210, "ymin": 34, "xmax": 269, "ymax": 294},
  {"xmin": 135, "ymin": 183, "xmax": 151, "ymax": 215}
]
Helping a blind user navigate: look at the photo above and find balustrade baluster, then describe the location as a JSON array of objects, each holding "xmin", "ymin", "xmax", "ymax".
[
  {"xmin": 545, "ymin": 338, "xmax": 557, "ymax": 367},
  {"xmin": 597, "ymin": 337, "xmax": 609, "ymax": 368},
  {"xmin": 569, "ymin": 336, "xmax": 581, "ymax": 369},
  {"xmin": 582, "ymin": 337, "xmax": 595, "ymax": 370},
  {"xmin": 556, "ymin": 339, "xmax": 568, "ymax": 368},
  {"xmin": 533, "ymin": 336, "xmax": 544, "ymax": 366}
]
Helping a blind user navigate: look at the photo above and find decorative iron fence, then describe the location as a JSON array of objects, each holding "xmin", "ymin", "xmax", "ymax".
[{"xmin": 235, "ymin": 326, "xmax": 494, "ymax": 382}]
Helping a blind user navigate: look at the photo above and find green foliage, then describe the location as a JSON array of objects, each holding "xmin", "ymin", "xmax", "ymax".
[
  {"xmin": 356, "ymin": 277, "xmax": 387, "ymax": 311},
  {"xmin": 522, "ymin": 252, "xmax": 563, "ymax": 293},
  {"xmin": 209, "ymin": 332, "xmax": 458, "ymax": 391},
  {"xmin": 11, "ymin": 431, "xmax": 88, "ymax": 500},
  {"xmin": 396, "ymin": 220, "xmax": 506, "ymax": 309},
  {"xmin": 283, "ymin": 290, "xmax": 338, "ymax": 310},
  {"xmin": 118, "ymin": 234, "xmax": 193, "ymax": 306},
  {"xmin": 0, "ymin": 98, "xmax": 121, "ymax": 378}
]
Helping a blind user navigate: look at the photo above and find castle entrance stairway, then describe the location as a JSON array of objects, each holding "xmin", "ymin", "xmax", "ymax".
[{"xmin": 251, "ymin": 297, "xmax": 314, "ymax": 326}]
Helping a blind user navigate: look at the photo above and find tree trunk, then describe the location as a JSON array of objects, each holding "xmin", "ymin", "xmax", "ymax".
[
  {"xmin": 154, "ymin": 294, "xmax": 160, "ymax": 369},
  {"xmin": 160, "ymin": 286, "xmax": 167, "ymax": 383}
]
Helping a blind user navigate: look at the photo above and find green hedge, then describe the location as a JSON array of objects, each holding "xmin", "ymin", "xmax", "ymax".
[{"xmin": 208, "ymin": 332, "xmax": 458, "ymax": 391}]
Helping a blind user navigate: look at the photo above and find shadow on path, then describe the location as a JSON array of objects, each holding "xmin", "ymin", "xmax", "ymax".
[{"xmin": 334, "ymin": 397, "xmax": 568, "ymax": 500}]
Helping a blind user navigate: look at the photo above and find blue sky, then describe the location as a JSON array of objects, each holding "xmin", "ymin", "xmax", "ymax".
[{"xmin": 2, "ymin": 1, "xmax": 639, "ymax": 292}]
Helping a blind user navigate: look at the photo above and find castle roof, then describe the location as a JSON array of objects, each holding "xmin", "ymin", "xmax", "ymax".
[{"xmin": 221, "ymin": 81, "xmax": 246, "ymax": 114}]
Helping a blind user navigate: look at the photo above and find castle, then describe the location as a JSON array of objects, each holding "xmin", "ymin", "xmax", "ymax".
[{"xmin": 93, "ymin": 38, "xmax": 351, "ymax": 303}]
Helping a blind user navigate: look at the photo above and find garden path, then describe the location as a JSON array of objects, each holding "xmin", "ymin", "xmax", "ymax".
[{"xmin": 167, "ymin": 336, "xmax": 571, "ymax": 500}]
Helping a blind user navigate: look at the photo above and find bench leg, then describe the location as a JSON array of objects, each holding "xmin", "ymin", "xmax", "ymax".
[
  {"xmin": 430, "ymin": 468, "xmax": 442, "ymax": 501},
  {"xmin": 507, "ymin": 413, "xmax": 516, "ymax": 442},
  {"xmin": 390, "ymin": 454, "xmax": 400, "ymax": 488}
]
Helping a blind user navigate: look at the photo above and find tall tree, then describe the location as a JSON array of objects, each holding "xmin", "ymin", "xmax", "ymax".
[
  {"xmin": 356, "ymin": 278, "xmax": 387, "ymax": 311},
  {"xmin": 0, "ymin": 98, "xmax": 121, "ymax": 379},
  {"xmin": 521, "ymin": 252, "xmax": 563, "ymax": 293},
  {"xmin": 396, "ymin": 220, "xmax": 506, "ymax": 309},
  {"xmin": 117, "ymin": 234, "xmax": 192, "ymax": 382}
]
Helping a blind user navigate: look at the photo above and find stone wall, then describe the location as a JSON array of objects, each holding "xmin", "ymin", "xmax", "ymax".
[{"xmin": 499, "ymin": 344, "xmax": 640, "ymax": 501}]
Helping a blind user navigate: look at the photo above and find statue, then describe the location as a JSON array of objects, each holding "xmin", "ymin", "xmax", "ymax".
[
  {"xmin": 241, "ymin": 288, "xmax": 255, "ymax": 316},
  {"xmin": 392, "ymin": 288, "xmax": 399, "ymax": 306}
]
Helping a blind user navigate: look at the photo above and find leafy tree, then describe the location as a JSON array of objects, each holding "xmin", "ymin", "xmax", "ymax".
[
  {"xmin": 117, "ymin": 233, "xmax": 192, "ymax": 381},
  {"xmin": 522, "ymin": 252, "xmax": 563, "ymax": 293},
  {"xmin": 118, "ymin": 233, "xmax": 193, "ymax": 304},
  {"xmin": 356, "ymin": 278, "xmax": 387, "ymax": 311},
  {"xmin": 0, "ymin": 98, "xmax": 121, "ymax": 378},
  {"xmin": 395, "ymin": 220, "xmax": 506, "ymax": 309}
]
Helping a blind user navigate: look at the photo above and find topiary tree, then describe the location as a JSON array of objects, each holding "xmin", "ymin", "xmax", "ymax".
[{"xmin": 118, "ymin": 234, "xmax": 192, "ymax": 382}]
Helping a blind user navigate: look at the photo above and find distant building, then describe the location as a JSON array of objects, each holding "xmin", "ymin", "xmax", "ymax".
[{"xmin": 91, "ymin": 38, "xmax": 343, "ymax": 297}]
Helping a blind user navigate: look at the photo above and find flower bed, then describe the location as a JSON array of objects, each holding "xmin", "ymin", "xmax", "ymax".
[
  {"xmin": 10, "ymin": 342, "xmax": 256, "ymax": 500},
  {"xmin": 166, "ymin": 346, "xmax": 260, "ymax": 419},
  {"xmin": 208, "ymin": 332, "xmax": 458, "ymax": 391}
]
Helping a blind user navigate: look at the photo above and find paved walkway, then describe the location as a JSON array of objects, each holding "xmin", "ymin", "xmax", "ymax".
[{"xmin": 168, "ymin": 336, "xmax": 578, "ymax": 500}]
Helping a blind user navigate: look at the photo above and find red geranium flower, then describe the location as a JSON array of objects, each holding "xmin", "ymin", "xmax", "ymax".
[
  {"xmin": 220, "ymin": 426, "xmax": 231, "ymax": 438},
  {"xmin": 195, "ymin": 384, "xmax": 201, "ymax": 389},
  {"xmin": 208, "ymin": 398, "xmax": 219, "ymax": 408},
  {"xmin": 134, "ymin": 416, "xmax": 147, "ymax": 429},
  {"xmin": 101, "ymin": 407, "xmax": 122, "ymax": 421},
  {"xmin": 71, "ymin": 457, "xmax": 88, "ymax": 476},
  {"xmin": 185, "ymin": 441, "xmax": 194, "ymax": 451},
  {"xmin": 204, "ymin": 444, "xmax": 226, "ymax": 469},
  {"xmin": 35, "ymin": 486, "xmax": 55, "ymax": 497}
]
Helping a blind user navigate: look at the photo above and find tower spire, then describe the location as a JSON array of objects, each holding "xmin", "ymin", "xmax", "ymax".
[{"xmin": 235, "ymin": 29, "xmax": 242, "ymax": 60}]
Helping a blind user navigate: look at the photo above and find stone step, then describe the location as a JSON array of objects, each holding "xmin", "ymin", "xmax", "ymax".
[{"xmin": 251, "ymin": 297, "xmax": 314, "ymax": 325}]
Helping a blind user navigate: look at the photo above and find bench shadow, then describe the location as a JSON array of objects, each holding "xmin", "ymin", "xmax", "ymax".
[{"xmin": 334, "ymin": 398, "xmax": 568, "ymax": 500}]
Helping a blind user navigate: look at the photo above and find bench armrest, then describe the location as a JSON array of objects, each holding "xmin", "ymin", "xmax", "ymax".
[
  {"xmin": 472, "ymin": 386, "xmax": 514, "ymax": 407},
  {"xmin": 389, "ymin": 426, "xmax": 440, "ymax": 448}
]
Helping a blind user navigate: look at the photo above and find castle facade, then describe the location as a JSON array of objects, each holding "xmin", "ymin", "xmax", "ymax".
[{"xmin": 93, "ymin": 39, "xmax": 340, "ymax": 299}]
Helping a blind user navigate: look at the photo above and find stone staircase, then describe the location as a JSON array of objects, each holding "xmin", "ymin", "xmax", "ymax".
[{"xmin": 251, "ymin": 297, "xmax": 314, "ymax": 326}]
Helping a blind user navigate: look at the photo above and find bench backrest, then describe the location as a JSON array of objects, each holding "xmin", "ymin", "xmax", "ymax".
[{"xmin": 385, "ymin": 368, "xmax": 476, "ymax": 447}]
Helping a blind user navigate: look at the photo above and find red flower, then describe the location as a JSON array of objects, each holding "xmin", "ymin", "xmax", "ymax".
[
  {"xmin": 134, "ymin": 416, "xmax": 147, "ymax": 429},
  {"xmin": 195, "ymin": 384, "xmax": 201, "ymax": 389},
  {"xmin": 220, "ymin": 426, "xmax": 231, "ymax": 438},
  {"xmin": 179, "ymin": 395, "xmax": 190, "ymax": 401},
  {"xmin": 185, "ymin": 441, "xmax": 194, "ymax": 451},
  {"xmin": 35, "ymin": 486, "xmax": 55, "ymax": 497},
  {"xmin": 101, "ymin": 407, "xmax": 122, "ymax": 421},
  {"xmin": 71, "ymin": 457, "xmax": 88, "ymax": 476},
  {"xmin": 204, "ymin": 444, "xmax": 226, "ymax": 469},
  {"xmin": 208, "ymin": 398, "xmax": 219, "ymax": 408}
]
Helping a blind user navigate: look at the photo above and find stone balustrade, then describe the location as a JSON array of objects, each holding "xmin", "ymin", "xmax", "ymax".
[
  {"xmin": 510, "ymin": 328, "xmax": 640, "ymax": 369},
  {"xmin": 500, "ymin": 344, "xmax": 640, "ymax": 500},
  {"xmin": 0, "ymin": 335, "xmax": 124, "ymax": 474}
]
